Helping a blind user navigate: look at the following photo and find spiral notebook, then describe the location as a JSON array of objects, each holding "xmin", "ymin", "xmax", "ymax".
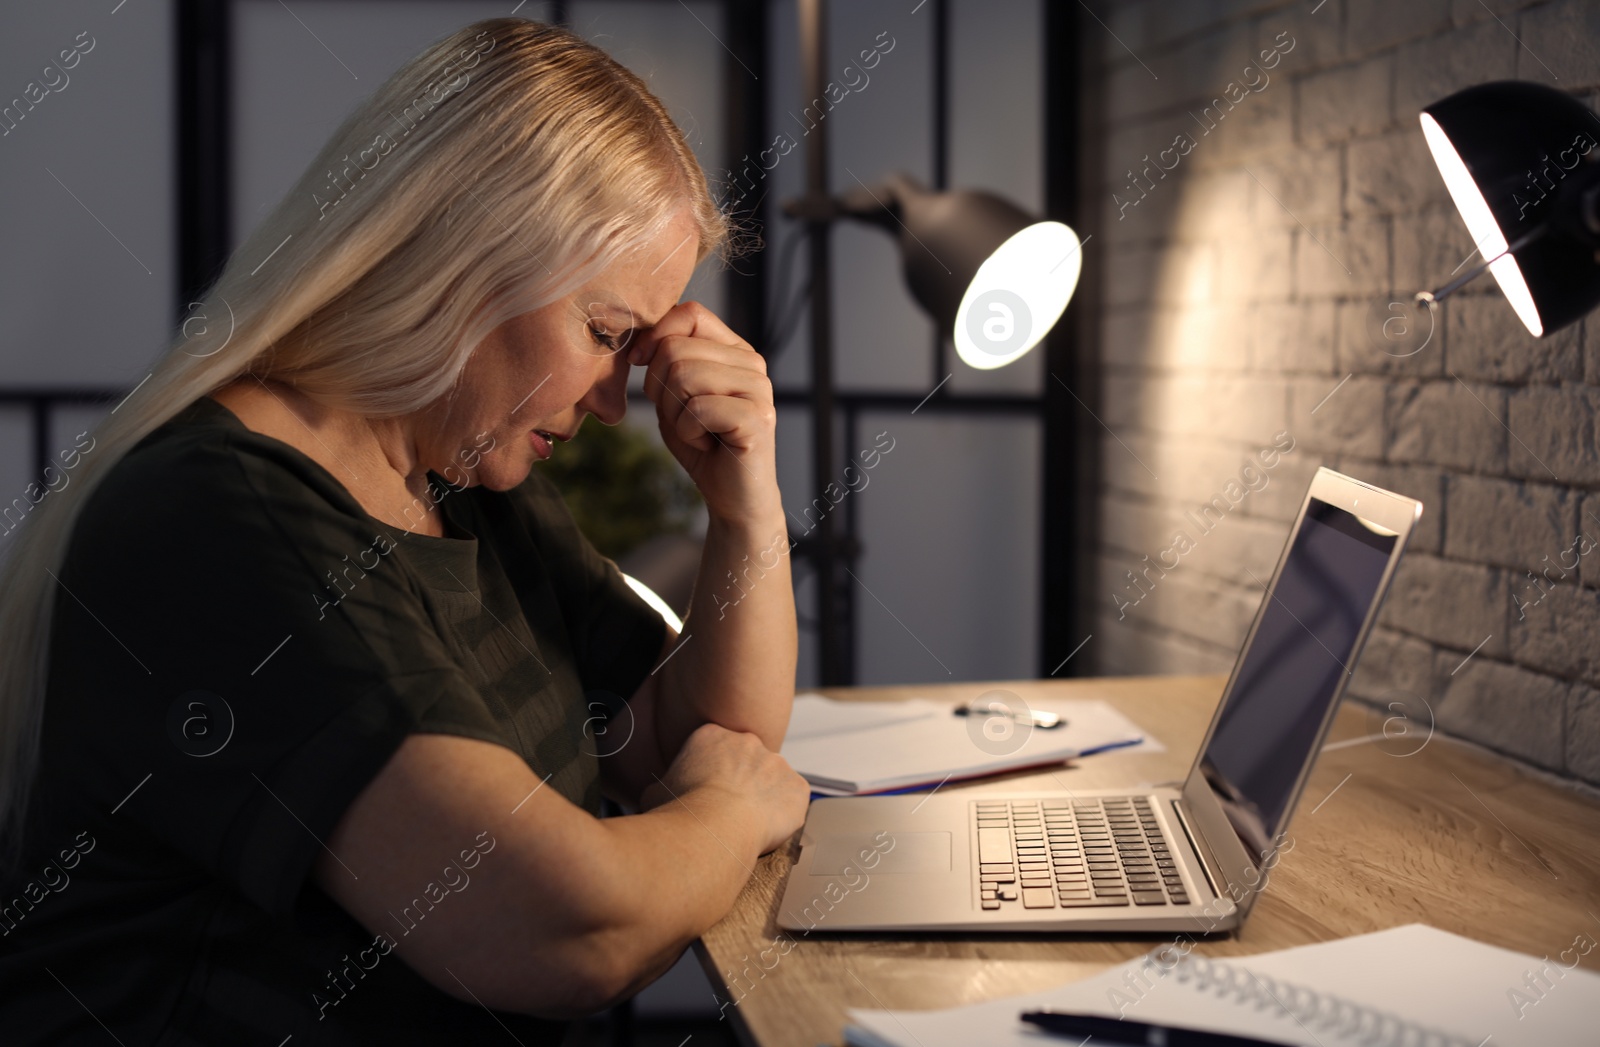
[{"xmin": 843, "ymin": 923, "xmax": 1600, "ymax": 1047}]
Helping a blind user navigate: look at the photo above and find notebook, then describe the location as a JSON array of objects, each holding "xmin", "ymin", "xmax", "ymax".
[
  {"xmin": 779, "ymin": 693, "xmax": 1157, "ymax": 796},
  {"xmin": 843, "ymin": 923, "xmax": 1600, "ymax": 1047}
]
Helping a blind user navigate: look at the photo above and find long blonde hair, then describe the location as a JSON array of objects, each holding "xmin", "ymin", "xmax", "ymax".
[{"xmin": 0, "ymin": 16, "xmax": 736, "ymax": 870}]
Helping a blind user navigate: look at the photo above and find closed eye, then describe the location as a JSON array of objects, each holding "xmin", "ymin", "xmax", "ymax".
[{"xmin": 587, "ymin": 322, "xmax": 621, "ymax": 352}]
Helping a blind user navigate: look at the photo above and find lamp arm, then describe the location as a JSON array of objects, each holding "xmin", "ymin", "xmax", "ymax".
[
  {"xmin": 1415, "ymin": 223, "xmax": 1549, "ymax": 305},
  {"xmin": 760, "ymin": 224, "xmax": 815, "ymax": 360},
  {"xmin": 833, "ymin": 171, "xmax": 928, "ymax": 229}
]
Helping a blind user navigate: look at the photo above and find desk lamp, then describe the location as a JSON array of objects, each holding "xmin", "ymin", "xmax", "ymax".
[
  {"xmin": 830, "ymin": 172, "xmax": 1082, "ymax": 369},
  {"xmin": 1417, "ymin": 80, "xmax": 1600, "ymax": 335}
]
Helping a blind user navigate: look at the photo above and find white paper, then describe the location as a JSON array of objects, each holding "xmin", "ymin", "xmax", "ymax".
[
  {"xmin": 843, "ymin": 923, "xmax": 1600, "ymax": 1047},
  {"xmin": 781, "ymin": 694, "xmax": 1159, "ymax": 795}
]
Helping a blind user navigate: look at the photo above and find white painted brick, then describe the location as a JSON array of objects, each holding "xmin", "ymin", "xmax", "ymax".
[
  {"xmin": 1394, "ymin": 18, "xmax": 1517, "ymax": 120},
  {"xmin": 1113, "ymin": 0, "xmax": 1232, "ymax": 53},
  {"xmin": 1223, "ymin": 375, "xmax": 1294, "ymax": 441},
  {"xmin": 1568, "ymin": 684, "xmax": 1600, "ymax": 784},
  {"xmin": 1102, "ymin": 305, "xmax": 1253, "ymax": 373},
  {"xmin": 1507, "ymin": 536, "xmax": 1592, "ymax": 636},
  {"xmin": 1297, "ymin": 59, "xmax": 1392, "ymax": 144},
  {"xmin": 1518, "ymin": 0, "xmax": 1600, "ymax": 89},
  {"xmin": 1099, "ymin": 429, "xmax": 1166, "ymax": 501},
  {"xmin": 1388, "ymin": 378, "xmax": 1507, "ymax": 472},
  {"xmin": 1581, "ymin": 319, "xmax": 1600, "ymax": 384},
  {"xmin": 1251, "ymin": 1, "xmax": 1345, "ymax": 74},
  {"xmin": 1224, "ymin": 0, "xmax": 1294, "ymax": 18},
  {"xmin": 1171, "ymin": 508, "xmax": 1294, "ymax": 588},
  {"xmin": 1214, "ymin": 227, "xmax": 1294, "ymax": 303},
  {"xmin": 1447, "ymin": 295, "xmax": 1582, "ymax": 382},
  {"xmin": 1099, "ymin": 490, "xmax": 1175, "ymax": 560},
  {"xmin": 1392, "ymin": 208, "xmax": 1478, "ymax": 299},
  {"xmin": 1107, "ymin": 57, "xmax": 1176, "ymax": 123},
  {"xmin": 1101, "ymin": 372, "xmax": 1147, "ymax": 432},
  {"xmin": 1251, "ymin": 300, "xmax": 1338, "ymax": 374},
  {"xmin": 1107, "ymin": 183, "xmax": 1184, "ymax": 244},
  {"xmin": 1581, "ymin": 492, "xmax": 1600, "ymax": 589},
  {"xmin": 1207, "ymin": 71, "xmax": 1295, "ymax": 162},
  {"xmin": 1344, "ymin": 0, "xmax": 1453, "ymax": 56},
  {"xmin": 1105, "ymin": 244, "xmax": 1161, "ymax": 308},
  {"xmin": 1167, "ymin": 22, "xmax": 1260, "ymax": 111},
  {"xmin": 1246, "ymin": 144, "xmax": 1342, "ymax": 230},
  {"xmin": 1180, "ymin": 89, "xmax": 1283, "ymax": 170},
  {"xmin": 1102, "ymin": 120, "xmax": 1165, "ymax": 188},
  {"xmin": 1509, "ymin": 579, "xmax": 1600, "ymax": 687},
  {"xmin": 1242, "ymin": 448, "xmax": 1324, "ymax": 521},
  {"xmin": 1153, "ymin": 434, "xmax": 1285, "ymax": 507},
  {"xmin": 1443, "ymin": 475, "xmax": 1575, "ymax": 572},
  {"xmin": 1102, "ymin": 119, "xmax": 1202, "ymax": 233},
  {"xmin": 1437, "ymin": 658, "xmax": 1567, "ymax": 772},
  {"xmin": 1170, "ymin": 168, "xmax": 1257, "ymax": 241},
  {"xmin": 1296, "ymin": 218, "xmax": 1391, "ymax": 298},
  {"xmin": 1096, "ymin": 498, "xmax": 1170, "ymax": 560},
  {"xmin": 1335, "ymin": 299, "xmax": 1446, "ymax": 378},
  {"xmin": 1133, "ymin": 375, "xmax": 1290, "ymax": 443},
  {"xmin": 1097, "ymin": 550, "xmax": 1174, "ymax": 634},
  {"xmin": 1117, "ymin": 558, "xmax": 1262, "ymax": 652},
  {"xmin": 1347, "ymin": 625, "xmax": 1441, "ymax": 704},
  {"xmin": 1347, "ymin": 130, "xmax": 1453, "ymax": 217},
  {"xmin": 1449, "ymin": 0, "xmax": 1542, "ymax": 27},
  {"xmin": 1100, "ymin": 308, "xmax": 1155, "ymax": 368},
  {"xmin": 1288, "ymin": 373, "xmax": 1384, "ymax": 456},
  {"xmin": 1380, "ymin": 552, "xmax": 1507, "ymax": 656},
  {"xmin": 1505, "ymin": 385, "xmax": 1600, "ymax": 486},
  {"xmin": 1178, "ymin": 304, "xmax": 1255, "ymax": 371},
  {"xmin": 1150, "ymin": 243, "xmax": 1219, "ymax": 307},
  {"xmin": 1093, "ymin": 605, "xmax": 1237, "ymax": 676}
]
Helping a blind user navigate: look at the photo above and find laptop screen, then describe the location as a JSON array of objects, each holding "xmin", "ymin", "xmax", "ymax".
[{"xmin": 1197, "ymin": 497, "xmax": 1397, "ymax": 864}]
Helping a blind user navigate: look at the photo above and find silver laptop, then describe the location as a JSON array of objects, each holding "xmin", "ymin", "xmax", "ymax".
[{"xmin": 776, "ymin": 467, "xmax": 1421, "ymax": 933}]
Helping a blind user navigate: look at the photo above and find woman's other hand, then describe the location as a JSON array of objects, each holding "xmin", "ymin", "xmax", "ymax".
[
  {"xmin": 630, "ymin": 301, "xmax": 779, "ymax": 525},
  {"xmin": 639, "ymin": 721, "xmax": 809, "ymax": 856}
]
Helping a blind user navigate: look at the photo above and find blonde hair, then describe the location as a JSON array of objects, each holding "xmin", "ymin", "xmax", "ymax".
[{"xmin": 0, "ymin": 16, "xmax": 737, "ymax": 870}]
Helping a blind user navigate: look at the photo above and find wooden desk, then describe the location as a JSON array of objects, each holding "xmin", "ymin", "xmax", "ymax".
[{"xmin": 692, "ymin": 675, "xmax": 1600, "ymax": 1047}]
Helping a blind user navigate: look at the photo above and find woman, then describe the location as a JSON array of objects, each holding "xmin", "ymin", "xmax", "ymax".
[{"xmin": 0, "ymin": 17, "xmax": 809, "ymax": 1044}]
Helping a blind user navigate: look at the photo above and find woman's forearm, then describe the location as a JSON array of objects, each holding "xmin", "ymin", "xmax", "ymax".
[
  {"xmin": 655, "ymin": 510, "xmax": 796, "ymax": 755},
  {"xmin": 574, "ymin": 783, "xmax": 766, "ymax": 1005}
]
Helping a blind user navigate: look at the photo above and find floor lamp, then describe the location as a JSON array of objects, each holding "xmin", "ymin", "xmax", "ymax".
[{"xmin": 783, "ymin": 0, "xmax": 1083, "ymax": 685}]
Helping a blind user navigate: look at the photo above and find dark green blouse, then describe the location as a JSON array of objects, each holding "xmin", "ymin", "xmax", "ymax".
[{"xmin": 0, "ymin": 394, "xmax": 667, "ymax": 1044}]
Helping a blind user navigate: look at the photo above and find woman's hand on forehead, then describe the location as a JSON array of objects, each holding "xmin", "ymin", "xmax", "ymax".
[
  {"xmin": 629, "ymin": 300, "xmax": 777, "ymax": 524},
  {"xmin": 627, "ymin": 299, "xmax": 753, "ymax": 366}
]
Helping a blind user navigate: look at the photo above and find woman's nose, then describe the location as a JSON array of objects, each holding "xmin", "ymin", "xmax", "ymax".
[{"xmin": 578, "ymin": 349, "xmax": 630, "ymax": 425}]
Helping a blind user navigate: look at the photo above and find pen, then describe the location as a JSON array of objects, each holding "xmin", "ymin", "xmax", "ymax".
[
  {"xmin": 1018, "ymin": 1010, "xmax": 1295, "ymax": 1047},
  {"xmin": 952, "ymin": 702, "xmax": 1064, "ymax": 728}
]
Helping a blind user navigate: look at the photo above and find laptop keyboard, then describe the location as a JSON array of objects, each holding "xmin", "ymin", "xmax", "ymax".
[{"xmin": 974, "ymin": 796, "xmax": 1191, "ymax": 911}]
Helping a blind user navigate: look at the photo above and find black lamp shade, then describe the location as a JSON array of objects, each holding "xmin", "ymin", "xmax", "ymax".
[
  {"xmin": 876, "ymin": 175, "xmax": 1033, "ymax": 330},
  {"xmin": 837, "ymin": 172, "xmax": 1081, "ymax": 368},
  {"xmin": 1421, "ymin": 80, "xmax": 1600, "ymax": 336}
]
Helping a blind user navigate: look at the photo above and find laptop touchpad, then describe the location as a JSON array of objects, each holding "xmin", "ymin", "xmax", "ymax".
[{"xmin": 809, "ymin": 831, "xmax": 951, "ymax": 875}]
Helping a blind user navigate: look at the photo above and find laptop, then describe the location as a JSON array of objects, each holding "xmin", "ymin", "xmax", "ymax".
[{"xmin": 776, "ymin": 466, "xmax": 1421, "ymax": 933}]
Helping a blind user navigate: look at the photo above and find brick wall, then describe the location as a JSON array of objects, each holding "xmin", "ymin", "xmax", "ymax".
[{"xmin": 1084, "ymin": 0, "xmax": 1600, "ymax": 787}]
